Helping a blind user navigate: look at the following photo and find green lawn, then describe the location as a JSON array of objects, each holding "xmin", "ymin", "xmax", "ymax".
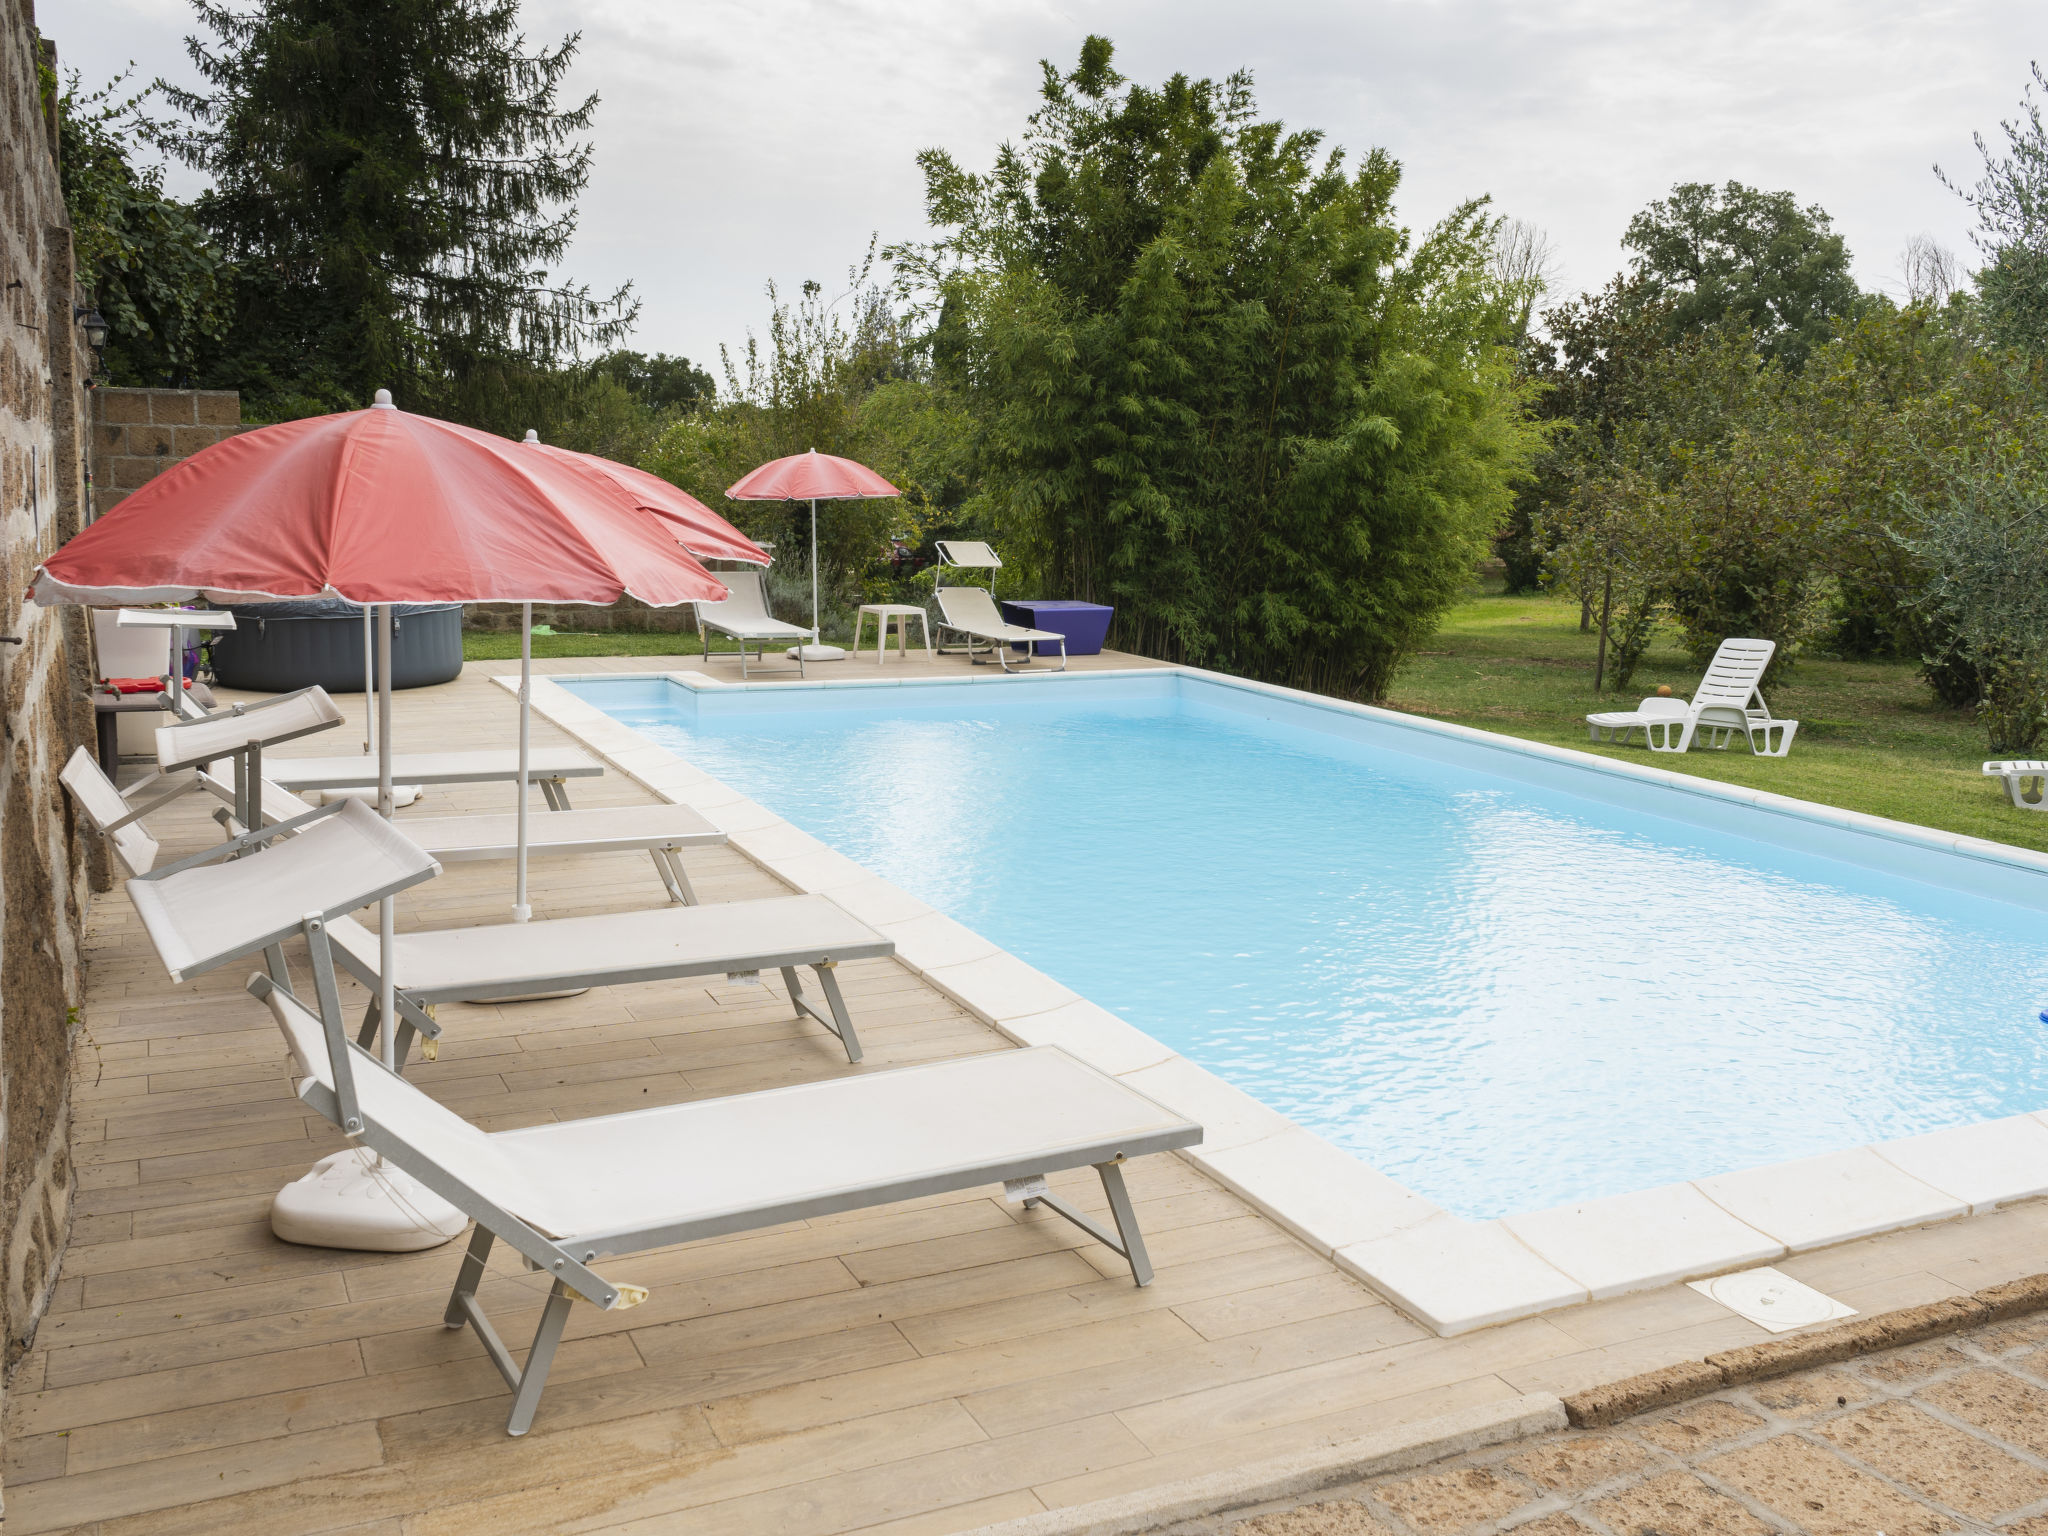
[
  {"xmin": 463, "ymin": 630, "xmax": 734, "ymax": 661},
  {"xmin": 1383, "ymin": 587, "xmax": 2048, "ymax": 854}
]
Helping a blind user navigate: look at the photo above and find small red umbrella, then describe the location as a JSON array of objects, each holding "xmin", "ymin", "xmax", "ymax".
[
  {"xmin": 727, "ymin": 450, "xmax": 900, "ymax": 660},
  {"xmin": 521, "ymin": 433, "xmax": 771, "ymax": 567}
]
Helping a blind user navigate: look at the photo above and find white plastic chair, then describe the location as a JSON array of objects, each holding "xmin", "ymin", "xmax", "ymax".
[{"xmin": 1585, "ymin": 638, "xmax": 1798, "ymax": 756}]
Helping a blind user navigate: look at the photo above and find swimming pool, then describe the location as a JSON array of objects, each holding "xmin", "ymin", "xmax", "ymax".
[{"xmin": 569, "ymin": 670, "xmax": 2048, "ymax": 1222}]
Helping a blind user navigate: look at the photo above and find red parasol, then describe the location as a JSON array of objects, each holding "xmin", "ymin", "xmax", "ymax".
[
  {"xmin": 725, "ymin": 450, "xmax": 900, "ymax": 660},
  {"xmin": 522, "ymin": 434, "xmax": 770, "ymax": 567},
  {"xmin": 34, "ymin": 404, "xmax": 731, "ymax": 608}
]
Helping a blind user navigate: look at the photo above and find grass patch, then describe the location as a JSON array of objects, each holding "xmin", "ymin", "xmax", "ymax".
[
  {"xmin": 462, "ymin": 629, "xmax": 739, "ymax": 661},
  {"xmin": 1384, "ymin": 586, "xmax": 2047, "ymax": 855}
]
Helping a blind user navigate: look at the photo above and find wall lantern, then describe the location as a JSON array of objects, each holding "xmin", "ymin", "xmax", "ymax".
[{"xmin": 74, "ymin": 305, "xmax": 108, "ymax": 354}]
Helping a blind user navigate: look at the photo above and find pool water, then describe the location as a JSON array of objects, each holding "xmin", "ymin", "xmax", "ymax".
[{"xmin": 571, "ymin": 672, "xmax": 2048, "ymax": 1220}]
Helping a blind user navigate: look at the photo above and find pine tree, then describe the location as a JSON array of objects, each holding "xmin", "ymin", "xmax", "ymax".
[{"xmin": 163, "ymin": 0, "xmax": 632, "ymax": 420}]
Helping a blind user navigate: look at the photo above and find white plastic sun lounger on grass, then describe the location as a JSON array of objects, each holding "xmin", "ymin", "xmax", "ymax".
[
  {"xmin": 255, "ymin": 972, "xmax": 1201, "ymax": 1434},
  {"xmin": 934, "ymin": 585, "xmax": 1067, "ymax": 672},
  {"xmin": 695, "ymin": 568, "xmax": 811, "ymax": 678},
  {"xmin": 263, "ymin": 747, "xmax": 603, "ymax": 807},
  {"xmin": 1584, "ymin": 637, "xmax": 1798, "ymax": 757},
  {"xmin": 1986, "ymin": 761, "xmax": 2048, "ymax": 810},
  {"xmin": 196, "ymin": 769, "xmax": 726, "ymax": 905},
  {"xmin": 319, "ymin": 895, "xmax": 892, "ymax": 1066}
]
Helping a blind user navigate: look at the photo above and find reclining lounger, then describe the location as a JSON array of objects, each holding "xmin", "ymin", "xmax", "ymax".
[
  {"xmin": 695, "ymin": 568, "xmax": 810, "ymax": 678},
  {"xmin": 198, "ymin": 769, "xmax": 726, "ymax": 905},
  {"xmin": 1985, "ymin": 760, "xmax": 2048, "ymax": 811},
  {"xmin": 322, "ymin": 895, "xmax": 895, "ymax": 1065},
  {"xmin": 934, "ymin": 586, "xmax": 1068, "ymax": 673},
  {"xmin": 256, "ymin": 973, "xmax": 1201, "ymax": 1434}
]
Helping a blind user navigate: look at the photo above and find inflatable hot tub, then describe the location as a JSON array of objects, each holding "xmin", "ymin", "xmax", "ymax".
[{"xmin": 208, "ymin": 599, "xmax": 464, "ymax": 693}]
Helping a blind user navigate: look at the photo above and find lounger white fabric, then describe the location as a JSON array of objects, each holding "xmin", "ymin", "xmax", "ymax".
[
  {"xmin": 321, "ymin": 895, "xmax": 892, "ymax": 1065},
  {"xmin": 257, "ymin": 972, "xmax": 1201, "ymax": 1433},
  {"xmin": 934, "ymin": 585, "xmax": 1068, "ymax": 672},
  {"xmin": 696, "ymin": 568, "xmax": 809, "ymax": 678},
  {"xmin": 1985, "ymin": 761, "xmax": 2048, "ymax": 810},
  {"xmin": 126, "ymin": 796, "xmax": 442, "ymax": 986},
  {"xmin": 197, "ymin": 770, "xmax": 725, "ymax": 905},
  {"xmin": 1584, "ymin": 638, "xmax": 1797, "ymax": 756},
  {"xmin": 60, "ymin": 746, "xmax": 162, "ymax": 876},
  {"xmin": 266, "ymin": 747, "xmax": 602, "ymax": 808},
  {"xmin": 153, "ymin": 687, "xmax": 346, "ymax": 775}
]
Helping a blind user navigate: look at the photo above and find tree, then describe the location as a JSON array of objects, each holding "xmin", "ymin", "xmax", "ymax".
[
  {"xmin": 641, "ymin": 255, "xmax": 966, "ymax": 630},
  {"xmin": 1490, "ymin": 217, "xmax": 1560, "ymax": 344},
  {"xmin": 590, "ymin": 351, "xmax": 716, "ymax": 414},
  {"xmin": 1899, "ymin": 448, "xmax": 2048, "ymax": 752},
  {"xmin": 1941, "ymin": 62, "xmax": 2048, "ymax": 357},
  {"xmin": 161, "ymin": 0, "xmax": 632, "ymax": 421},
  {"xmin": 1623, "ymin": 180, "xmax": 1862, "ymax": 368},
  {"xmin": 894, "ymin": 38, "xmax": 1538, "ymax": 700},
  {"xmin": 57, "ymin": 71, "xmax": 232, "ymax": 384}
]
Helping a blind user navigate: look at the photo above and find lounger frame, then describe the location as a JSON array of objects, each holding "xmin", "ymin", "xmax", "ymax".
[
  {"xmin": 325, "ymin": 901, "xmax": 889, "ymax": 1068},
  {"xmin": 257, "ymin": 973, "xmax": 1187, "ymax": 1434}
]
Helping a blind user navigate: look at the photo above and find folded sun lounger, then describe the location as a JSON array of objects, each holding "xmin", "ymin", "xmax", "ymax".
[
  {"xmin": 320, "ymin": 895, "xmax": 892, "ymax": 1065},
  {"xmin": 256, "ymin": 972, "xmax": 1201, "ymax": 1434},
  {"xmin": 197, "ymin": 770, "xmax": 725, "ymax": 905},
  {"xmin": 1584, "ymin": 637, "xmax": 1797, "ymax": 757},
  {"xmin": 1985, "ymin": 761, "xmax": 2048, "ymax": 811},
  {"xmin": 695, "ymin": 568, "xmax": 810, "ymax": 679}
]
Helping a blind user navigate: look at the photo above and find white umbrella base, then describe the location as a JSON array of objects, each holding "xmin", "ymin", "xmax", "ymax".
[
  {"xmin": 271, "ymin": 1147, "xmax": 468, "ymax": 1251},
  {"xmin": 315, "ymin": 784, "xmax": 424, "ymax": 808},
  {"xmin": 788, "ymin": 644, "xmax": 848, "ymax": 661}
]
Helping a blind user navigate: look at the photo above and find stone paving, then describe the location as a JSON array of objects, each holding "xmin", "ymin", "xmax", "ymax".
[{"xmin": 1202, "ymin": 1312, "xmax": 2048, "ymax": 1536}]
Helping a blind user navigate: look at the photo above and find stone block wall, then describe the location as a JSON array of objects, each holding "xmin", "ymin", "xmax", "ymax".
[
  {"xmin": 0, "ymin": 7, "xmax": 98, "ymax": 1463},
  {"xmin": 90, "ymin": 387, "xmax": 243, "ymax": 519}
]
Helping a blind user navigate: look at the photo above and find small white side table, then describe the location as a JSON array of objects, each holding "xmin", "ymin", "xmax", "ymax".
[{"xmin": 852, "ymin": 604, "xmax": 934, "ymax": 664}]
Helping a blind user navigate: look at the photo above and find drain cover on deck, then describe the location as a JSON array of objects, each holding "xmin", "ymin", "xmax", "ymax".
[{"xmin": 1688, "ymin": 1266, "xmax": 1857, "ymax": 1333}]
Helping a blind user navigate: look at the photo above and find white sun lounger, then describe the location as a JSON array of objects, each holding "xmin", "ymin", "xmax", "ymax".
[
  {"xmin": 1985, "ymin": 761, "xmax": 2048, "ymax": 810},
  {"xmin": 696, "ymin": 568, "xmax": 810, "ymax": 678},
  {"xmin": 196, "ymin": 770, "xmax": 725, "ymax": 905},
  {"xmin": 320, "ymin": 895, "xmax": 892, "ymax": 1066},
  {"xmin": 255, "ymin": 971, "xmax": 1200, "ymax": 1434},
  {"xmin": 265, "ymin": 747, "xmax": 603, "ymax": 807},
  {"xmin": 122, "ymin": 796, "xmax": 443, "ymax": 1004},
  {"xmin": 1585, "ymin": 637, "xmax": 1797, "ymax": 756},
  {"xmin": 934, "ymin": 585, "xmax": 1067, "ymax": 672},
  {"xmin": 60, "ymin": 746, "xmax": 167, "ymax": 876}
]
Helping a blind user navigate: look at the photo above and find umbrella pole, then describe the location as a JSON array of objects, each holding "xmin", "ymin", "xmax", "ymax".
[
  {"xmin": 377, "ymin": 603, "xmax": 397, "ymax": 1071},
  {"xmin": 514, "ymin": 602, "xmax": 532, "ymax": 922},
  {"xmin": 362, "ymin": 606, "xmax": 374, "ymax": 755},
  {"xmin": 810, "ymin": 496, "xmax": 821, "ymax": 647}
]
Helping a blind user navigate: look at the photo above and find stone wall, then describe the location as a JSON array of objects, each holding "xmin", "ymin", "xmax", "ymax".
[
  {"xmin": 90, "ymin": 388, "xmax": 243, "ymax": 519},
  {"xmin": 0, "ymin": 4, "xmax": 98, "ymax": 1449}
]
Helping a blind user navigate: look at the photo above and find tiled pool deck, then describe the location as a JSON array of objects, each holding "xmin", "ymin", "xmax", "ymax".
[{"xmin": 11, "ymin": 650, "xmax": 2048, "ymax": 1535}]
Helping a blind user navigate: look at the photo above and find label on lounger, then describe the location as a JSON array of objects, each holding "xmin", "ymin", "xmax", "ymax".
[{"xmin": 1003, "ymin": 1175, "xmax": 1049, "ymax": 1204}]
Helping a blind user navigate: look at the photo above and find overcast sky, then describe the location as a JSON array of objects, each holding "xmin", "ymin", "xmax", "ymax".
[{"xmin": 60, "ymin": 0, "xmax": 2048, "ymax": 373}]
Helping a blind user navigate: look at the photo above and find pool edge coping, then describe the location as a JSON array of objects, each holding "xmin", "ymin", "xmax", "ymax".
[{"xmin": 504, "ymin": 663, "xmax": 2048, "ymax": 1340}]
